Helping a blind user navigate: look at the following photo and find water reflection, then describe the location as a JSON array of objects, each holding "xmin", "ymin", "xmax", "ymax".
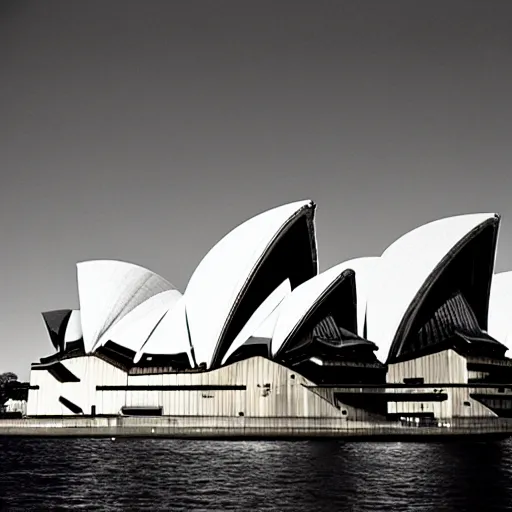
[{"xmin": 0, "ymin": 438, "xmax": 511, "ymax": 511}]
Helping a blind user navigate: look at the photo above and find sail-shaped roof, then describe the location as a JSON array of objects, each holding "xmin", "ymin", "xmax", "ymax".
[
  {"xmin": 335, "ymin": 257, "xmax": 379, "ymax": 338},
  {"xmin": 221, "ymin": 280, "xmax": 291, "ymax": 365},
  {"xmin": 185, "ymin": 200, "xmax": 317, "ymax": 369},
  {"xmin": 367, "ymin": 213, "xmax": 500, "ymax": 362},
  {"xmin": 134, "ymin": 296, "xmax": 195, "ymax": 367},
  {"xmin": 488, "ymin": 271, "xmax": 512, "ymax": 349},
  {"xmin": 77, "ymin": 260, "xmax": 177, "ymax": 353},
  {"xmin": 41, "ymin": 309, "xmax": 72, "ymax": 352},
  {"xmin": 64, "ymin": 310, "xmax": 82, "ymax": 344},
  {"xmin": 272, "ymin": 263, "xmax": 358, "ymax": 356},
  {"xmin": 95, "ymin": 289, "xmax": 182, "ymax": 353}
]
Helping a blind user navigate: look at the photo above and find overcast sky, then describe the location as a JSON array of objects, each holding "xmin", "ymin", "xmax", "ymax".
[{"xmin": 2, "ymin": 0, "xmax": 512, "ymax": 378}]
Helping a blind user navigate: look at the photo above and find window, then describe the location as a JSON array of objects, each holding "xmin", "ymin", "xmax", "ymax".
[
  {"xmin": 403, "ymin": 377, "xmax": 424, "ymax": 385},
  {"xmin": 121, "ymin": 406, "xmax": 163, "ymax": 417}
]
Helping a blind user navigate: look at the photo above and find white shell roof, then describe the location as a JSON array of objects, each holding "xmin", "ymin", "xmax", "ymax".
[
  {"xmin": 221, "ymin": 279, "xmax": 291, "ymax": 365},
  {"xmin": 271, "ymin": 262, "xmax": 356, "ymax": 357},
  {"xmin": 134, "ymin": 296, "xmax": 194, "ymax": 366},
  {"xmin": 185, "ymin": 200, "xmax": 316, "ymax": 369},
  {"xmin": 77, "ymin": 260, "xmax": 177, "ymax": 353},
  {"xmin": 488, "ymin": 271, "xmax": 512, "ymax": 349},
  {"xmin": 41, "ymin": 309, "xmax": 72, "ymax": 351},
  {"xmin": 367, "ymin": 213, "xmax": 498, "ymax": 363},
  {"xmin": 64, "ymin": 310, "xmax": 82, "ymax": 344},
  {"xmin": 337, "ymin": 257, "xmax": 379, "ymax": 338},
  {"xmin": 253, "ymin": 305, "xmax": 281, "ymax": 339},
  {"xmin": 95, "ymin": 289, "xmax": 182, "ymax": 353}
]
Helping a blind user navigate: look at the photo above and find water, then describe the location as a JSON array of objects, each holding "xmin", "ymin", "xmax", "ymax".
[{"xmin": 1, "ymin": 438, "xmax": 512, "ymax": 511}]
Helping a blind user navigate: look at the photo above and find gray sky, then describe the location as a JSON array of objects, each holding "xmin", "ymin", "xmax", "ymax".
[{"xmin": 2, "ymin": 0, "xmax": 512, "ymax": 379}]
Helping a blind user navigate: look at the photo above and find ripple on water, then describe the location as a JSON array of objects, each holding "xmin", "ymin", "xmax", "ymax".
[{"xmin": 0, "ymin": 438, "xmax": 512, "ymax": 511}]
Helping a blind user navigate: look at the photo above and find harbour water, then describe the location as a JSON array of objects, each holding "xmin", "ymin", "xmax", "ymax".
[{"xmin": 1, "ymin": 437, "xmax": 512, "ymax": 511}]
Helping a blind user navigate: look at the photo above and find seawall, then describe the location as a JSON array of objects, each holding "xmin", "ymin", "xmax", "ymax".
[{"xmin": 1, "ymin": 416, "xmax": 512, "ymax": 439}]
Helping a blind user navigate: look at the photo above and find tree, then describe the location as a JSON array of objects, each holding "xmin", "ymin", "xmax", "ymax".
[
  {"xmin": 0, "ymin": 372, "xmax": 17, "ymax": 386},
  {"xmin": 0, "ymin": 372, "xmax": 20, "ymax": 408}
]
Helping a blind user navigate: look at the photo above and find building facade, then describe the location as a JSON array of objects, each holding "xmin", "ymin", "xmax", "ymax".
[{"xmin": 26, "ymin": 201, "xmax": 512, "ymax": 427}]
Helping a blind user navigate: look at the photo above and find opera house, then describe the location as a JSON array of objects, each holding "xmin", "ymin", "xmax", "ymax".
[{"xmin": 23, "ymin": 200, "xmax": 512, "ymax": 435}]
